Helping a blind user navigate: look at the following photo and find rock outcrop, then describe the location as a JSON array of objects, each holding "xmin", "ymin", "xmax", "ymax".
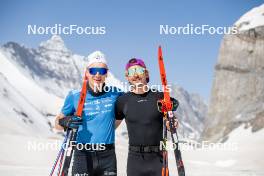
[{"xmin": 202, "ymin": 4, "xmax": 264, "ymax": 142}]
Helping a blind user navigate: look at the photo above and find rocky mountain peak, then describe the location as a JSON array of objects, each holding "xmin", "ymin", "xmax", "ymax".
[{"xmin": 39, "ymin": 35, "xmax": 70, "ymax": 54}]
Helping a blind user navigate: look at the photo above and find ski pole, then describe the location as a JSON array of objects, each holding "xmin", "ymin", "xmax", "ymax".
[
  {"xmin": 49, "ymin": 130, "xmax": 70, "ymax": 176},
  {"xmin": 59, "ymin": 128, "xmax": 78, "ymax": 176}
]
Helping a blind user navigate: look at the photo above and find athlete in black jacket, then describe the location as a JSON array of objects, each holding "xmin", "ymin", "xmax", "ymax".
[{"xmin": 115, "ymin": 58, "xmax": 179, "ymax": 176}]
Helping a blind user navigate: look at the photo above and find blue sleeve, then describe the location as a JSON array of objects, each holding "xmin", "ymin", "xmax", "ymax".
[{"xmin": 61, "ymin": 91, "xmax": 75, "ymax": 116}]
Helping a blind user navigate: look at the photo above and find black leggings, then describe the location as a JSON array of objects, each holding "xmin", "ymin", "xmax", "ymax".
[
  {"xmin": 72, "ymin": 149, "xmax": 117, "ymax": 176},
  {"xmin": 127, "ymin": 151, "xmax": 163, "ymax": 176}
]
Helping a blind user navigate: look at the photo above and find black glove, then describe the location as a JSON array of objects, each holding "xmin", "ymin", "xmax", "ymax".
[
  {"xmin": 157, "ymin": 98, "xmax": 179, "ymax": 112},
  {"xmin": 58, "ymin": 116, "xmax": 82, "ymax": 130},
  {"xmin": 171, "ymin": 98, "xmax": 179, "ymax": 111}
]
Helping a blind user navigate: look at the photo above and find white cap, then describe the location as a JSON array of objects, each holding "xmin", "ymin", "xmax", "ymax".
[{"xmin": 87, "ymin": 51, "xmax": 107, "ymax": 67}]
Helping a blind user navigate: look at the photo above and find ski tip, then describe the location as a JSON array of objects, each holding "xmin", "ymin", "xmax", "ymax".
[{"xmin": 158, "ymin": 45, "xmax": 162, "ymax": 56}]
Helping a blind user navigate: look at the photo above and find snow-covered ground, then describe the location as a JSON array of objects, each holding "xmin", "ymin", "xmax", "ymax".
[
  {"xmin": 179, "ymin": 126, "xmax": 264, "ymax": 176},
  {"xmin": 0, "ymin": 125, "xmax": 263, "ymax": 176}
]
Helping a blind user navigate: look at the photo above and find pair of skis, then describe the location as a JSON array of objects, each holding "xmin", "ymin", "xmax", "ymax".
[
  {"xmin": 158, "ymin": 46, "xmax": 185, "ymax": 176},
  {"xmin": 50, "ymin": 72, "xmax": 88, "ymax": 176}
]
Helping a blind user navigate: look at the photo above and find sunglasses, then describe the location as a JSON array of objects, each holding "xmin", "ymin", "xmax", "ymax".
[
  {"xmin": 127, "ymin": 66, "xmax": 145, "ymax": 76},
  {"xmin": 88, "ymin": 67, "xmax": 108, "ymax": 75}
]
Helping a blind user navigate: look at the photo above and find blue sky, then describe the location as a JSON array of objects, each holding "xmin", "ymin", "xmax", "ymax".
[{"xmin": 0, "ymin": 0, "xmax": 263, "ymax": 100}]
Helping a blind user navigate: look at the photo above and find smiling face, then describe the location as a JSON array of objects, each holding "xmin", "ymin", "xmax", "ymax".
[
  {"xmin": 86, "ymin": 62, "xmax": 108, "ymax": 91},
  {"xmin": 126, "ymin": 65, "xmax": 149, "ymax": 88}
]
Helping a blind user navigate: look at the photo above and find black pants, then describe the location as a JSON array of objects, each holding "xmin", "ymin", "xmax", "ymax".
[
  {"xmin": 72, "ymin": 148, "xmax": 117, "ymax": 176},
  {"xmin": 127, "ymin": 150, "xmax": 163, "ymax": 176}
]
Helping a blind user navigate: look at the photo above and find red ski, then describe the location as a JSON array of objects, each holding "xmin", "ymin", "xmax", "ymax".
[{"xmin": 158, "ymin": 46, "xmax": 185, "ymax": 176}]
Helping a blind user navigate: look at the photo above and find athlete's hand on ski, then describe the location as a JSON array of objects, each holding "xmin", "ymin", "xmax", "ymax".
[
  {"xmin": 55, "ymin": 113, "xmax": 82, "ymax": 131},
  {"xmin": 166, "ymin": 117, "xmax": 179, "ymax": 132}
]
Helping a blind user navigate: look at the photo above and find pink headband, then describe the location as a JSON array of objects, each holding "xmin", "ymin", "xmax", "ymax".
[{"xmin": 125, "ymin": 58, "xmax": 146, "ymax": 70}]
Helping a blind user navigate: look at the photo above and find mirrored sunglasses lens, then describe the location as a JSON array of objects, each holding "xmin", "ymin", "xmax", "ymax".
[
  {"xmin": 128, "ymin": 67, "xmax": 144, "ymax": 76},
  {"xmin": 89, "ymin": 68, "xmax": 107, "ymax": 75}
]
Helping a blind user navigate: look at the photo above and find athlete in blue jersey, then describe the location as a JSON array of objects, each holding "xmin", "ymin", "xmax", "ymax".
[{"xmin": 55, "ymin": 51, "xmax": 123, "ymax": 176}]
